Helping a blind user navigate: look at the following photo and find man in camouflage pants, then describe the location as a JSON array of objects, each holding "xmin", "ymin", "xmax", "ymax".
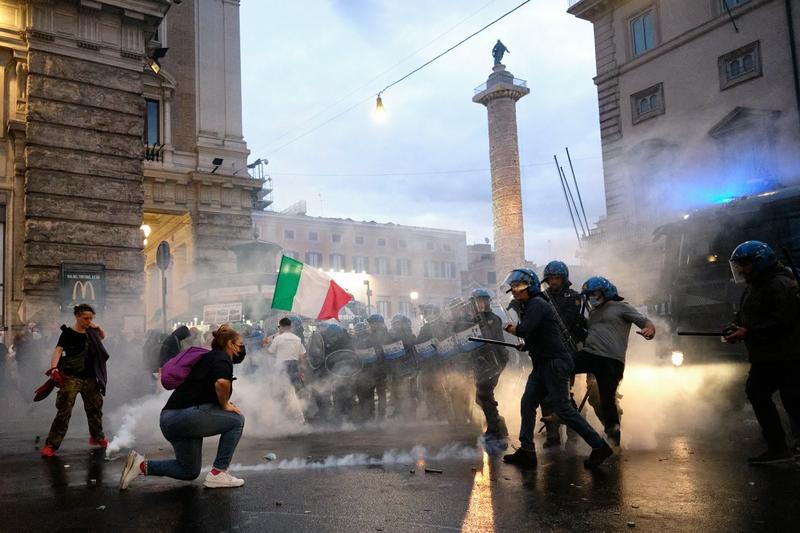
[
  {"xmin": 41, "ymin": 304, "xmax": 109, "ymax": 457},
  {"xmin": 47, "ymin": 375, "xmax": 105, "ymax": 449}
]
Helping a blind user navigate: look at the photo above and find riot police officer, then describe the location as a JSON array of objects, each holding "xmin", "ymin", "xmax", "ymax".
[
  {"xmin": 322, "ymin": 323, "xmax": 357, "ymax": 421},
  {"xmin": 470, "ymin": 288, "xmax": 509, "ymax": 438},
  {"xmin": 576, "ymin": 276, "xmax": 655, "ymax": 448},
  {"xmin": 367, "ymin": 314, "xmax": 392, "ymax": 420},
  {"xmin": 389, "ymin": 314, "xmax": 419, "ymax": 419},
  {"xmin": 725, "ymin": 241, "xmax": 800, "ymax": 464},
  {"xmin": 306, "ymin": 322, "xmax": 352, "ymax": 422},
  {"xmin": 416, "ymin": 305, "xmax": 449, "ymax": 420},
  {"xmin": 442, "ymin": 297, "xmax": 480, "ymax": 426},
  {"xmin": 502, "ymin": 268, "xmax": 612, "ymax": 469},
  {"xmin": 540, "ymin": 260, "xmax": 587, "ymax": 448},
  {"xmin": 352, "ymin": 319, "xmax": 378, "ymax": 423}
]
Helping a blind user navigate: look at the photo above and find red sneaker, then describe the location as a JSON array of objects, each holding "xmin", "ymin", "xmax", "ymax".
[
  {"xmin": 89, "ymin": 437, "xmax": 108, "ymax": 448},
  {"xmin": 40, "ymin": 445, "xmax": 56, "ymax": 458}
]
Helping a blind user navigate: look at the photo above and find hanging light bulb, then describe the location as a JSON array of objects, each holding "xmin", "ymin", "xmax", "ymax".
[{"xmin": 374, "ymin": 93, "xmax": 386, "ymax": 122}]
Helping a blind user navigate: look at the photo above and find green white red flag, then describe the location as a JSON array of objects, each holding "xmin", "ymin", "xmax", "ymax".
[{"xmin": 271, "ymin": 255, "xmax": 352, "ymax": 320}]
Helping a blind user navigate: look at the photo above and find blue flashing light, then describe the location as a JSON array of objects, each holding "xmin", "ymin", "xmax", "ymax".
[{"xmin": 659, "ymin": 175, "xmax": 779, "ymax": 212}]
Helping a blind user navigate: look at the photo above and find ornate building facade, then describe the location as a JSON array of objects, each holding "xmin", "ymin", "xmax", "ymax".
[{"xmin": 0, "ymin": 0, "xmax": 265, "ymax": 334}]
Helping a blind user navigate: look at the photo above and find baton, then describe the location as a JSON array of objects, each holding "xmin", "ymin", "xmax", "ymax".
[
  {"xmin": 677, "ymin": 326, "xmax": 737, "ymax": 336},
  {"xmin": 468, "ymin": 336, "xmax": 519, "ymax": 348}
]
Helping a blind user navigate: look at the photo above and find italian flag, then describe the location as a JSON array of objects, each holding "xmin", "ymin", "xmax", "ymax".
[{"xmin": 271, "ymin": 255, "xmax": 353, "ymax": 320}]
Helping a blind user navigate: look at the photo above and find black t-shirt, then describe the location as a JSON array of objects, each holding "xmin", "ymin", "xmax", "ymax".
[
  {"xmin": 163, "ymin": 349, "xmax": 234, "ymax": 410},
  {"xmin": 57, "ymin": 328, "xmax": 95, "ymax": 378}
]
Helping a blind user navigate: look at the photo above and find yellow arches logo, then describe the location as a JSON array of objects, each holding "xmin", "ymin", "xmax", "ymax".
[{"xmin": 71, "ymin": 281, "xmax": 96, "ymax": 301}]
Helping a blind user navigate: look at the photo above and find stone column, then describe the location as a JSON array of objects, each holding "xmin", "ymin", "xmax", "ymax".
[
  {"xmin": 24, "ymin": 51, "xmax": 146, "ymax": 325},
  {"xmin": 473, "ymin": 64, "xmax": 530, "ymax": 283}
]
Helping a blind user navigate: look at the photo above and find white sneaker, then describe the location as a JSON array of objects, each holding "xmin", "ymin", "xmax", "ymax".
[
  {"xmin": 203, "ymin": 469, "xmax": 245, "ymax": 489},
  {"xmin": 119, "ymin": 450, "xmax": 145, "ymax": 490}
]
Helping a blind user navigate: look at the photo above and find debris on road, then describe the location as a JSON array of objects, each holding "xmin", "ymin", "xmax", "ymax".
[
  {"xmin": 627, "ymin": 521, "xmax": 636, "ymax": 528},
  {"xmin": 96, "ymin": 505, "xmax": 106, "ymax": 511},
  {"xmin": 424, "ymin": 468, "xmax": 443, "ymax": 474},
  {"xmin": 264, "ymin": 452, "xmax": 278, "ymax": 461},
  {"xmin": 275, "ymin": 501, "xmax": 283, "ymax": 506}
]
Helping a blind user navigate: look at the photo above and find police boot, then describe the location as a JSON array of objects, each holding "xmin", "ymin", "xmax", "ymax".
[
  {"xmin": 485, "ymin": 416, "xmax": 508, "ymax": 439},
  {"xmin": 503, "ymin": 448, "xmax": 537, "ymax": 468}
]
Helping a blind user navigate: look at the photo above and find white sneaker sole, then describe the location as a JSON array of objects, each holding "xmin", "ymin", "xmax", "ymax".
[
  {"xmin": 119, "ymin": 452, "xmax": 140, "ymax": 490},
  {"xmin": 203, "ymin": 479, "xmax": 245, "ymax": 489}
]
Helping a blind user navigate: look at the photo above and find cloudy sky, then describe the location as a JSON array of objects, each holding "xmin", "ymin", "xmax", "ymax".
[{"xmin": 239, "ymin": 0, "xmax": 603, "ymax": 266}]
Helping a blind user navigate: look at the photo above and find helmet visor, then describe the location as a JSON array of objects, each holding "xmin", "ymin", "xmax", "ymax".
[{"xmin": 730, "ymin": 260, "xmax": 748, "ymax": 284}]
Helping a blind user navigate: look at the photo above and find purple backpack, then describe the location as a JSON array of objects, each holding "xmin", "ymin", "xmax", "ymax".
[{"xmin": 161, "ymin": 346, "xmax": 210, "ymax": 390}]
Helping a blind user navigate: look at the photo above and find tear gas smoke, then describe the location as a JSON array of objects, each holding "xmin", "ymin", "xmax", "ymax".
[
  {"xmin": 106, "ymin": 392, "xmax": 170, "ymax": 456},
  {"xmin": 492, "ymin": 332, "xmax": 749, "ymax": 452},
  {"xmin": 104, "ymin": 355, "xmax": 313, "ymax": 455},
  {"xmin": 220, "ymin": 442, "xmax": 480, "ymax": 472}
]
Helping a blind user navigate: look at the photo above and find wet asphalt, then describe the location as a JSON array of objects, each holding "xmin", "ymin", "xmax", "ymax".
[{"xmin": 1, "ymin": 416, "xmax": 799, "ymax": 533}]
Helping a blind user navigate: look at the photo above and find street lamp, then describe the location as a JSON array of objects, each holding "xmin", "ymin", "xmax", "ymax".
[
  {"xmin": 363, "ymin": 279, "xmax": 372, "ymax": 315},
  {"xmin": 140, "ymin": 224, "xmax": 151, "ymax": 246},
  {"xmin": 409, "ymin": 291, "xmax": 419, "ymax": 324},
  {"xmin": 374, "ymin": 94, "xmax": 386, "ymax": 122}
]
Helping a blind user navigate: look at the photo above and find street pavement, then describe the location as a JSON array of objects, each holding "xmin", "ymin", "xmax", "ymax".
[{"xmin": 1, "ymin": 416, "xmax": 798, "ymax": 533}]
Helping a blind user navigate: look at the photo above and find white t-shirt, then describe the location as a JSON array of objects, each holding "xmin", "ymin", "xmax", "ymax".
[{"xmin": 267, "ymin": 331, "xmax": 306, "ymax": 363}]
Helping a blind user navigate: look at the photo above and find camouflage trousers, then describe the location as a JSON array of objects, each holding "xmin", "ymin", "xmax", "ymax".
[{"xmin": 46, "ymin": 375, "xmax": 105, "ymax": 449}]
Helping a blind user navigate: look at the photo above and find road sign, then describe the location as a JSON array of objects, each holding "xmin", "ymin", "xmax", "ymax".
[{"xmin": 156, "ymin": 241, "xmax": 171, "ymax": 271}]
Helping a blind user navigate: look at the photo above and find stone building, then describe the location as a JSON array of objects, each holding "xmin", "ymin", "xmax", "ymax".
[
  {"xmin": 253, "ymin": 208, "xmax": 468, "ymax": 320},
  {"xmin": 0, "ymin": 0, "xmax": 264, "ymax": 334},
  {"xmin": 140, "ymin": 0, "xmax": 266, "ymax": 329},
  {"xmin": 568, "ymin": 0, "xmax": 800, "ymax": 297},
  {"xmin": 460, "ymin": 243, "xmax": 498, "ymax": 295}
]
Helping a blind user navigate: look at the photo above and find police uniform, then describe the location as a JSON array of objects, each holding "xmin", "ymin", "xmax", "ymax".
[{"xmin": 473, "ymin": 310, "xmax": 509, "ymax": 436}]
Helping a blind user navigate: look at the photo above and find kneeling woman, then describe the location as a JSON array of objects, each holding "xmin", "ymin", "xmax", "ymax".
[{"xmin": 120, "ymin": 325, "xmax": 247, "ymax": 489}]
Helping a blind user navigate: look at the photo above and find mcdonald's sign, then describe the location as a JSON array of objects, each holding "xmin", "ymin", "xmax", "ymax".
[{"xmin": 61, "ymin": 263, "xmax": 105, "ymax": 310}]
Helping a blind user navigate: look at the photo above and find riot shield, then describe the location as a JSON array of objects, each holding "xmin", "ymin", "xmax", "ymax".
[
  {"xmin": 324, "ymin": 349, "xmax": 362, "ymax": 379},
  {"xmin": 306, "ymin": 330, "xmax": 326, "ymax": 371}
]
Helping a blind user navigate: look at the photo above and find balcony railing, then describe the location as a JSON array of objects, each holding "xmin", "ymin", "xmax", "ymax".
[
  {"xmin": 473, "ymin": 77, "xmax": 528, "ymax": 95},
  {"xmin": 144, "ymin": 143, "xmax": 164, "ymax": 162}
]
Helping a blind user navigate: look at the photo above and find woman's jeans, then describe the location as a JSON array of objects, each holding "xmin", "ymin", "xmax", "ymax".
[{"xmin": 147, "ymin": 404, "xmax": 245, "ymax": 480}]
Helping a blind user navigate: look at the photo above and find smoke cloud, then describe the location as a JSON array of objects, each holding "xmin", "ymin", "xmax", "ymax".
[{"xmin": 222, "ymin": 442, "xmax": 480, "ymax": 472}]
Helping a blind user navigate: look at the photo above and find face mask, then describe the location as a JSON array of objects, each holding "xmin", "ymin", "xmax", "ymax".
[
  {"xmin": 588, "ymin": 296, "xmax": 603, "ymax": 309},
  {"xmin": 233, "ymin": 346, "xmax": 247, "ymax": 364}
]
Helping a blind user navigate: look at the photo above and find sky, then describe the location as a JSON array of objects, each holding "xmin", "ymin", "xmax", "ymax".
[{"xmin": 239, "ymin": 0, "xmax": 603, "ymax": 266}]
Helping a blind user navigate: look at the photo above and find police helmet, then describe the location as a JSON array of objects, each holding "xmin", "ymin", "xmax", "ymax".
[
  {"xmin": 729, "ymin": 241, "xmax": 777, "ymax": 283},
  {"xmin": 352, "ymin": 319, "xmax": 369, "ymax": 337},
  {"xmin": 366, "ymin": 313, "xmax": 385, "ymax": 324},
  {"xmin": 581, "ymin": 276, "xmax": 621, "ymax": 300},
  {"xmin": 319, "ymin": 322, "xmax": 346, "ymax": 348},
  {"xmin": 390, "ymin": 314, "xmax": 412, "ymax": 331},
  {"xmin": 542, "ymin": 261, "xmax": 570, "ymax": 283},
  {"xmin": 445, "ymin": 297, "xmax": 469, "ymax": 319},
  {"xmin": 471, "ymin": 288, "xmax": 492, "ymax": 300},
  {"xmin": 502, "ymin": 268, "xmax": 542, "ymax": 295}
]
